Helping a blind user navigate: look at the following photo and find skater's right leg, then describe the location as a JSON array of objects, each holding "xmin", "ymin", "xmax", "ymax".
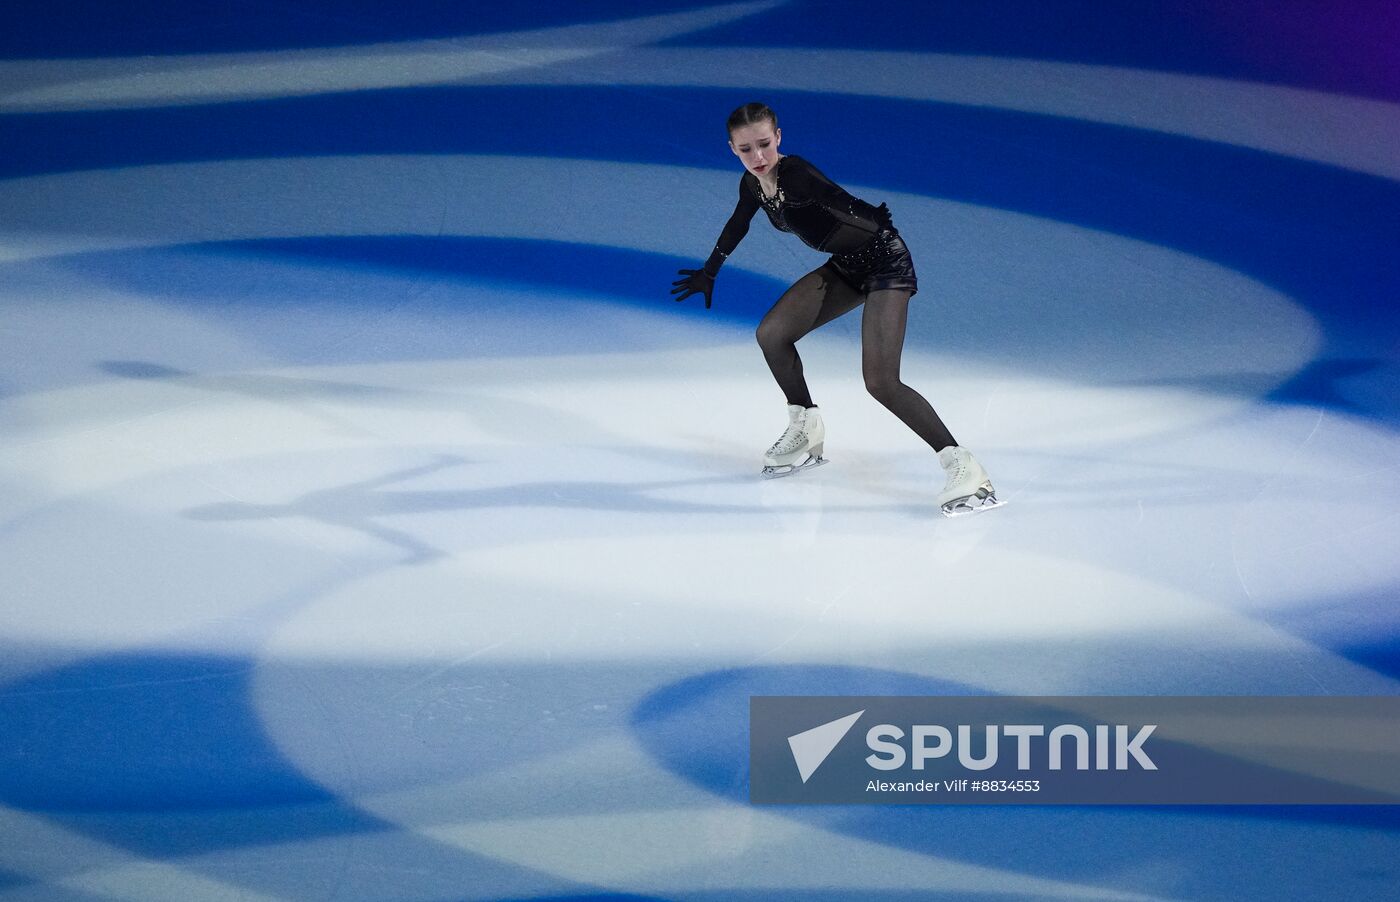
[
  {"xmin": 755, "ymin": 264, "xmax": 864, "ymax": 408},
  {"xmin": 754, "ymin": 265, "xmax": 861, "ymax": 477}
]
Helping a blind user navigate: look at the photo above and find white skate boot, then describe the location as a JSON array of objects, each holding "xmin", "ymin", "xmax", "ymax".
[
  {"xmin": 936, "ymin": 445, "xmax": 1002, "ymax": 517},
  {"xmin": 762, "ymin": 404, "xmax": 827, "ymax": 478}
]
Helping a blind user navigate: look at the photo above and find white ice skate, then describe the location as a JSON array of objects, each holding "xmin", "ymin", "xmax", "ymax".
[
  {"xmin": 761, "ymin": 404, "xmax": 827, "ymax": 478},
  {"xmin": 936, "ymin": 445, "xmax": 1002, "ymax": 517}
]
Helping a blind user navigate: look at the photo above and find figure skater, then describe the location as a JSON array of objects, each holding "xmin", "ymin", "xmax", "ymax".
[{"xmin": 671, "ymin": 101, "xmax": 1000, "ymax": 517}]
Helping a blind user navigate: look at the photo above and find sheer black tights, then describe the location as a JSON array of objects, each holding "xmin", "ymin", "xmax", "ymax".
[{"xmin": 754, "ymin": 264, "xmax": 957, "ymax": 452}]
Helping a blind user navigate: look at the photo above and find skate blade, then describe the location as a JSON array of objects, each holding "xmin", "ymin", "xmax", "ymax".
[
  {"xmin": 761, "ymin": 455, "xmax": 828, "ymax": 479},
  {"xmin": 940, "ymin": 482, "xmax": 1003, "ymax": 518}
]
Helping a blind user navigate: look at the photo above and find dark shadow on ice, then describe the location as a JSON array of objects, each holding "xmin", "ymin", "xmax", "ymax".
[
  {"xmin": 99, "ymin": 358, "xmax": 452, "ymax": 403},
  {"xmin": 180, "ymin": 454, "xmax": 811, "ymax": 563}
]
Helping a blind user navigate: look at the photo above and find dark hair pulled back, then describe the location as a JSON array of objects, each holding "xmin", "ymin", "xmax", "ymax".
[{"xmin": 726, "ymin": 102, "xmax": 778, "ymax": 138}]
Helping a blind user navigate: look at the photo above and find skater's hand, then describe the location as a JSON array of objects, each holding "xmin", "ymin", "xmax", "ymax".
[
  {"xmin": 875, "ymin": 202, "xmax": 894, "ymax": 232},
  {"xmin": 671, "ymin": 268, "xmax": 715, "ymax": 309}
]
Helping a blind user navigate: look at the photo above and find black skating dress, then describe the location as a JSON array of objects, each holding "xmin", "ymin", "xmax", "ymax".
[{"xmin": 703, "ymin": 154, "xmax": 917, "ymax": 296}]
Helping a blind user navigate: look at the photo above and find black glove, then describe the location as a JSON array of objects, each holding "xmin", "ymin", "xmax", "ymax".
[
  {"xmin": 671, "ymin": 268, "xmax": 715, "ymax": 309},
  {"xmin": 875, "ymin": 202, "xmax": 894, "ymax": 232}
]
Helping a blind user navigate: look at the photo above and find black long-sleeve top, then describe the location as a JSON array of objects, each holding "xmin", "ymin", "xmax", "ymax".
[{"xmin": 702, "ymin": 154, "xmax": 890, "ymax": 276}]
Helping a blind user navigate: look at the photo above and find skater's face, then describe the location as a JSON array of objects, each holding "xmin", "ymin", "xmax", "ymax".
[{"xmin": 729, "ymin": 121, "xmax": 782, "ymax": 178}]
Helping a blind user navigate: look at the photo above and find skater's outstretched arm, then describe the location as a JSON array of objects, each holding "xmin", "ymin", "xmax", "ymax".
[
  {"xmin": 672, "ymin": 176, "xmax": 760, "ymax": 308},
  {"xmin": 707, "ymin": 175, "xmax": 763, "ymax": 275}
]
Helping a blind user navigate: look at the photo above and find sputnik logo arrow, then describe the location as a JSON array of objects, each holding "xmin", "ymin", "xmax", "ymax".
[{"xmin": 787, "ymin": 710, "xmax": 865, "ymax": 783}]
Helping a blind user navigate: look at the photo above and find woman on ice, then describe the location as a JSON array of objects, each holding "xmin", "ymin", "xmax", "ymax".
[{"xmin": 672, "ymin": 102, "xmax": 1000, "ymax": 517}]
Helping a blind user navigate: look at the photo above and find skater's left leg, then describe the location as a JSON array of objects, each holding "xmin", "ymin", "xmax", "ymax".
[
  {"xmin": 860, "ymin": 288, "xmax": 958, "ymax": 452},
  {"xmin": 863, "ymin": 290, "xmax": 1001, "ymax": 514}
]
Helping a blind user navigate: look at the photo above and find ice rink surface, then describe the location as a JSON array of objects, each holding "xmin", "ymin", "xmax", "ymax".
[{"xmin": 2, "ymin": 2, "xmax": 1399, "ymax": 899}]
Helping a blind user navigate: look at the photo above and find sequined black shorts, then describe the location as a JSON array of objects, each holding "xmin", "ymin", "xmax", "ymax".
[{"xmin": 825, "ymin": 228, "xmax": 918, "ymax": 297}]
